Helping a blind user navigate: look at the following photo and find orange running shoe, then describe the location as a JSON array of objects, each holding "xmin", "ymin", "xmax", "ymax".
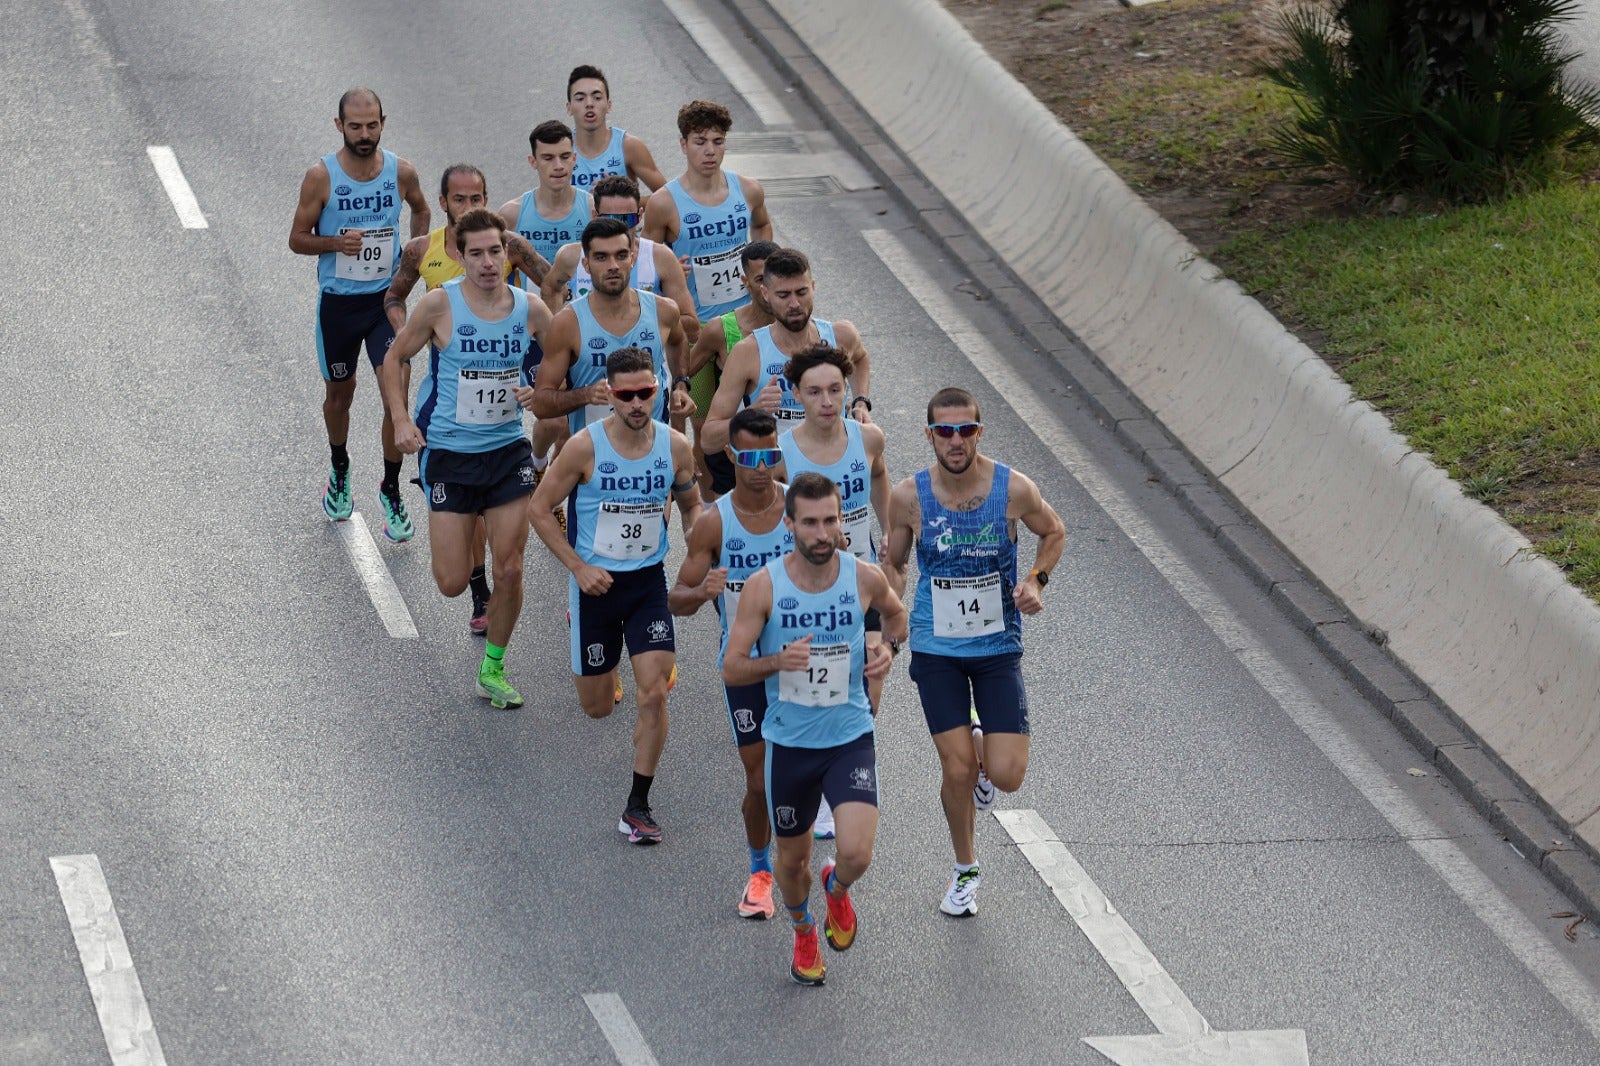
[
  {"xmin": 668, "ymin": 663, "xmax": 678, "ymax": 691},
  {"xmin": 614, "ymin": 674, "xmax": 623, "ymax": 704},
  {"xmin": 820, "ymin": 862, "xmax": 857, "ymax": 951},
  {"xmin": 790, "ymin": 925, "xmax": 826, "ymax": 986},
  {"xmin": 738, "ymin": 871, "xmax": 776, "ymax": 920}
]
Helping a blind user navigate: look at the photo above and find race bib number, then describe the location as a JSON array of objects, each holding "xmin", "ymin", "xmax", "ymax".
[
  {"xmin": 778, "ymin": 641, "xmax": 852, "ymax": 708},
  {"xmin": 336, "ymin": 226, "xmax": 395, "ymax": 281},
  {"xmin": 584, "ymin": 402, "xmax": 613, "ymax": 427},
  {"xmin": 455, "ymin": 367, "xmax": 521, "ymax": 425},
  {"xmin": 931, "ymin": 573, "xmax": 1005, "ymax": 639},
  {"xmin": 594, "ymin": 500, "xmax": 662, "ymax": 561},
  {"xmin": 842, "ymin": 505, "xmax": 872, "ymax": 558},
  {"xmin": 690, "ymin": 247, "xmax": 743, "ymax": 307},
  {"xmin": 721, "ymin": 579, "xmax": 744, "ymax": 623}
]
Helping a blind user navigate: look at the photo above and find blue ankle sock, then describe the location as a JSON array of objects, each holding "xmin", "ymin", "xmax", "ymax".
[
  {"xmin": 750, "ymin": 844, "xmax": 772, "ymax": 875},
  {"xmin": 786, "ymin": 900, "xmax": 813, "ymax": 931}
]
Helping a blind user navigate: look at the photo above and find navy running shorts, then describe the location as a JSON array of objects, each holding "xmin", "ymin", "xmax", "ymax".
[
  {"xmin": 724, "ymin": 682, "xmax": 768, "ymax": 748},
  {"xmin": 568, "ymin": 562, "xmax": 675, "ymax": 675},
  {"xmin": 419, "ymin": 437, "xmax": 536, "ymax": 514},
  {"xmin": 765, "ymin": 732, "xmax": 878, "ymax": 838},
  {"xmin": 909, "ymin": 651, "xmax": 1029, "ymax": 736},
  {"xmin": 316, "ymin": 289, "xmax": 394, "ymax": 382}
]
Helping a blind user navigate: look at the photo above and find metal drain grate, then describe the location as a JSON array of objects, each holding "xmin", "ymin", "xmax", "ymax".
[
  {"xmin": 728, "ymin": 132, "xmax": 807, "ymax": 153},
  {"xmin": 761, "ymin": 175, "xmax": 844, "ymax": 199}
]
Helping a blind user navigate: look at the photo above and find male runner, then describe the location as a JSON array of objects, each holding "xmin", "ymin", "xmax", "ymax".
[
  {"xmin": 684, "ymin": 239, "xmax": 780, "ymax": 500},
  {"xmin": 700, "ymin": 248, "xmax": 871, "ymax": 454},
  {"xmin": 531, "ymin": 218, "xmax": 694, "ymax": 437},
  {"xmin": 378, "ymin": 210, "xmax": 553, "ymax": 708},
  {"xmin": 530, "ymin": 347, "xmax": 702, "ymax": 844},
  {"xmin": 500, "ymin": 120, "xmax": 593, "ymax": 274},
  {"xmin": 670, "ymin": 407, "xmax": 793, "ymax": 918},
  {"xmin": 289, "ymin": 87, "xmax": 429, "ymax": 535},
  {"xmin": 540, "ymin": 175, "xmax": 696, "ymax": 339},
  {"xmin": 882, "ymin": 387, "xmax": 1065, "ymax": 917},
  {"xmin": 643, "ymin": 100, "xmax": 773, "ymax": 489},
  {"xmin": 385, "ymin": 164, "xmax": 554, "ymax": 635},
  {"xmin": 771, "ymin": 341, "xmax": 889, "ymax": 839},
  {"xmin": 722, "ymin": 473, "xmax": 906, "ymax": 985},
  {"xmin": 566, "ymin": 65, "xmax": 666, "ymax": 193}
]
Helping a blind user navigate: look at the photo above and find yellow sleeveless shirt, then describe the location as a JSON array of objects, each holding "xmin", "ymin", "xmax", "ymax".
[{"xmin": 418, "ymin": 227, "xmax": 513, "ymax": 289}]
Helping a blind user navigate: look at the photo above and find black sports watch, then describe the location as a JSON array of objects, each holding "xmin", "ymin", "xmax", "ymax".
[
  {"xmin": 672, "ymin": 375, "xmax": 693, "ymax": 391},
  {"xmin": 850, "ymin": 395, "xmax": 872, "ymax": 412},
  {"xmin": 1030, "ymin": 567, "xmax": 1050, "ymax": 588}
]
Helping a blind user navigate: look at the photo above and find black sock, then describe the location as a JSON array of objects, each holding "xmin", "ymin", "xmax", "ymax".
[
  {"xmin": 381, "ymin": 458, "xmax": 402, "ymax": 496},
  {"xmin": 469, "ymin": 565, "xmax": 490, "ymax": 600},
  {"xmin": 330, "ymin": 443, "xmax": 350, "ymax": 472},
  {"xmin": 629, "ymin": 772, "xmax": 653, "ymax": 809}
]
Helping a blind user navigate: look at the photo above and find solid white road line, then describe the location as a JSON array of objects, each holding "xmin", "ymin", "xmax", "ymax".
[
  {"xmin": 145, "ymin": 147, "xmax": 208, "ymax": 229},
  {"xmin": 861, "ymin": 226, "xmax": 1600, "ymax": 1043},
  {"xmin": 50, "ymin": 855, "xmax": 168, "ymax": 1066},
  {"xmin": 659, "ymin": 0, "xmax": 799, "ymax": 129},
  {"xmin": 335, "ymin": 512, "xmax": 419, "ymax": 639},
  {"xmin": 583, "ymin": 993, "xmax": 661, "ymax": 1066}
]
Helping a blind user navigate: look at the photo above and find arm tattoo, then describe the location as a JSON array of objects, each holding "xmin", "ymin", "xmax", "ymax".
[{"xmin": 510, "ymin": 238, "xmax": 551, "ymax": 286}]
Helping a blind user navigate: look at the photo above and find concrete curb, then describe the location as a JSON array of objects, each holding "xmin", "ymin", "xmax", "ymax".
[{"xmin": 721, "ymin": 0, "xmax": 1600, "ymax": 912}]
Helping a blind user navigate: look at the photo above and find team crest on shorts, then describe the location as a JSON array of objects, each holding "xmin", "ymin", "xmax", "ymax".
[
  {"xmin": 647, "ymin": 620, "xmax": 671, "ymax": 643},
  {"xmin": 518, "ymin": 466, "xmax": 536, "ymax": 485},
  {"xmin": 331, "ymin": 362, "xmax": 348, "ymax": 379},
  {"xmin": 586, "ymin": 643, "xmax": 606, "ymax": 667},
  {"xmin": 774, "ymin": 805, "xmax": 797, "ymax": 830},
  {"xmin": 431, "ymin": 483, "xmax": 447, "ymax": 505},
  {"xmin": 733, "ymin": 708, "xmax": 756, "ymax": 733},
  {"xmin": 849, "ymin": 766, "xmax": 876, "ymax": 792}
]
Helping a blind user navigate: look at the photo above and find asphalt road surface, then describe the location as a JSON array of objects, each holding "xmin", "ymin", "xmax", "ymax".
[{"xmin": 6, "ymin": 0, "xmax": 1600, "ymax": 1063}]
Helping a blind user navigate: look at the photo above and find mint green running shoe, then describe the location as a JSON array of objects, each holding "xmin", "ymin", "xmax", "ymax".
[
  {"xmin": 476, "ymin": 662, "xmax": 524, "ymax": 709},
  {"xmin": 322, "ymin": 465, "xmax": 353, "ymax": 520},
  {"xmin": 377, "ymin": 483, "xmax": 414, "ymax": 542}
]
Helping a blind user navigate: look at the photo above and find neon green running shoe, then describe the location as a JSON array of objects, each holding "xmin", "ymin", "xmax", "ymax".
[
  {"xmin": 322, "ymin": 465, "xmax": 353, "ymax": 520},
  {"xmin": 475, "ymin": 662, "xmax": 524, "ymax": 709},
  {"xmin": 377, "ymin": 483, "xmax": 414, "ymax": 542}
]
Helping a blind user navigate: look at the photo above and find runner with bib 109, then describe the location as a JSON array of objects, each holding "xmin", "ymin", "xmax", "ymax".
[
  {"xmin": 529, "ymin": 347, "xmax": 703, "ymax": 846},
  {"xmin": 670, "ymin": 406, "xmax": 793, "ymax": 920},
  {"xmin": 721, "ymin": 472, "xmax": 907, "ymax": 986},
  {"xmin": 881, "ymin": 386, "xmax": 1065, "ymax": 919},
  {"xmin": 378, "ymin": 210, "xmax": 553, "ymax": 710},
  {"xmin": 700, "ymin": 247, "xmax": 872, "ymax": 455},
  {"xmin": 288, "ymin": 87, "xmax": 429, "ymax": 534}
]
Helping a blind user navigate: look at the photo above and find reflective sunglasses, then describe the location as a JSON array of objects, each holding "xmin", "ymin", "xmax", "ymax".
[
  {"xmin": 929, "ymin": 422, "xmax": 982, "ymax": 439},
  {"xmin": 731, "ymin": 448, "xmax": 783, "ymax": 469},
  {"xmin": 601, "ymin": 211, "xmax": 641, "ymax": 229},
  {"xmin": 610, "ymin": 384, "xmax": 657, "ymax": 403}
]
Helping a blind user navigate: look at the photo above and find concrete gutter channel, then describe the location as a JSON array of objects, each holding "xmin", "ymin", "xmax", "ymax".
[{"xmin": 720, "ymin": 0, "xmax": 1600, "ymax": 914}]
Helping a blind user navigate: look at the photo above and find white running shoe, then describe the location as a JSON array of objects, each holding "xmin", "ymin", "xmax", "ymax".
[
  {"xmin": 973, "ymin": 769, "xmax": 997, "ymax": 811},
  {"xmin": 940, "ymin": 865, "xmax": 981, "ymax": 917},
  {"xmin": 813, "ymin": 796, "xmax": 836, "ymax": 840}
]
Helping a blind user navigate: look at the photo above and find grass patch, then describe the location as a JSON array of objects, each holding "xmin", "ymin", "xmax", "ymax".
[
  {"xmin": 1218, "ymin": 180, "xmax": 1600, "ymax": 596},
  {"xmin": 1070, "ymin": 69, "xmax": 1298, "ymax": 191}
]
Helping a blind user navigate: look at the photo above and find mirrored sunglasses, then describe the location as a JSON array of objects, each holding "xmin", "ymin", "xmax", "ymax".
[
  {"xmin": 602, "ymin": 211, "xmax": 641, "ymax": 229},
  {"xmin": 732, "ymin": 448, "xmax": 784, "ymax": 469},
  {"xmin": 929, "ymin": 422, "xmax": 982, "ymax": 439}
]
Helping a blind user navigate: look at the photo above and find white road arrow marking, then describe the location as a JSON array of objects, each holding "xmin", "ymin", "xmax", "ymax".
[{"xmin": 995, "ymin": 809, "xmax": 1310, "ymax": 1065}]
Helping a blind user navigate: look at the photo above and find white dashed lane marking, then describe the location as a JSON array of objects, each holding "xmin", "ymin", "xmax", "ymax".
[
  {"xmin": 50, "ymin": 854, "xmax": 168, "ymax": 1066},
  {"xmin": 146, "ymin": 146, "xmax": 207, "ymax": 229}
]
